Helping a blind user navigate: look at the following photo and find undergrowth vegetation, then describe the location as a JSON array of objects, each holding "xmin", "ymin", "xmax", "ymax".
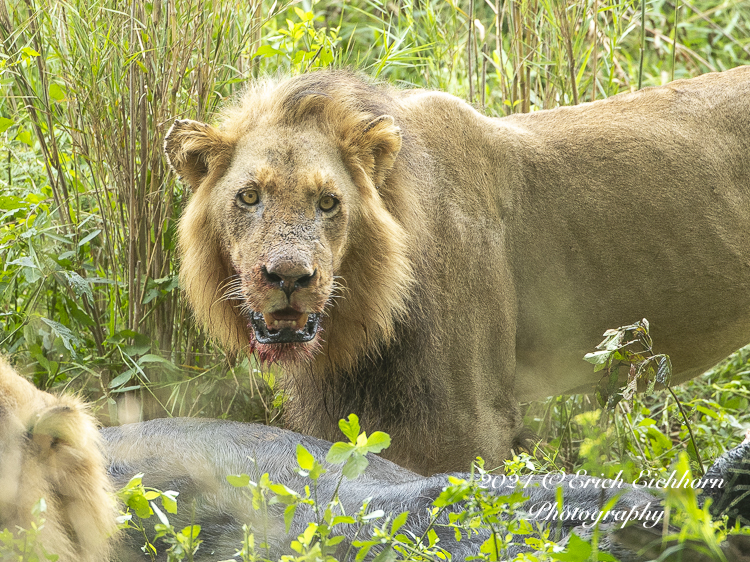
[{"xmin": 1, "ymin": 0, "xmax": 750, "ymax": 559}]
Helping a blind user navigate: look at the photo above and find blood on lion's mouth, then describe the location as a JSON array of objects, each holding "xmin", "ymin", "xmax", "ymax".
[{"xmin": 250, "ymin": 309, "xmax": 321, "ymax": 344}]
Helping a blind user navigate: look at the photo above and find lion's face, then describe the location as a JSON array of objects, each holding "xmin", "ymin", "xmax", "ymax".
[
  {"xmin": 167, "ymin": 80, "xmax": 409, "ymax": 366},
  {"xmin": 212, "ymin": 127, "xmax": 355, "ymax": 361}
]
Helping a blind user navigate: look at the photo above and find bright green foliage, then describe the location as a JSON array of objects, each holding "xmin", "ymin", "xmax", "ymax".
[
  {"xmin": 326, "ymin": 414, "xmax": 391, "ymax": 480},
  {"xmin": 0, "ymin": 500, "xmax": 57, "ymax": 562}
]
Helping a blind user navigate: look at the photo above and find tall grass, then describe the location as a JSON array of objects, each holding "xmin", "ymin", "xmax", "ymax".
[{"xmin": 0, "ymin": 0, "xmax": 268, "ymax": 420}]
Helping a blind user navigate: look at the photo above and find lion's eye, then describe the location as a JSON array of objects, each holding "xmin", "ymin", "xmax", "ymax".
[
  {"xmin": 237, "ymin": 190, "xmax": 259, "ymax": 207},
  {"xmin": 319, "ymin": 195, "xmax": 338, "ymax": 212}
]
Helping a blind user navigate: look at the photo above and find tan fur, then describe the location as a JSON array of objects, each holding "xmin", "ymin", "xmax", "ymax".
[
  {"xmin": 167, "ymin": 68, "xmax": 750, "ymax": 474},
  {"xmin": 0, "ymin": 357, "xmax": 117, "ymax": 561}
]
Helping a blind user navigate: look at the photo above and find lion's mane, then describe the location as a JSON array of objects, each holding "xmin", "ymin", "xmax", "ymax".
[{"xmin": 0, "ymin": 357, "xmax": 117, "ymax": 561}]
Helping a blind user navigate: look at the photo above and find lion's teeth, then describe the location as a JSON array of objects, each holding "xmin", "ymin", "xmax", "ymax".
[{"xmin": 294, "ymin": 315, "xmax": 308, "ymax": 330}]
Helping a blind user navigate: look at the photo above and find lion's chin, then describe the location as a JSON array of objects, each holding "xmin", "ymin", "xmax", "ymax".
[{"xmin": 250, "ymin": 337, "xmax": 321, "ymax": 366}]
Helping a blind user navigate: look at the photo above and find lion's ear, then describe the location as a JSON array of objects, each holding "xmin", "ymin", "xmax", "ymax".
[
  {"xmin": 164, "ymin": 119, "xmax": 232, "ymax": 191},
  {"xmin": 359, "ymin": 115, "xmax": 402, "ymax": 188}
]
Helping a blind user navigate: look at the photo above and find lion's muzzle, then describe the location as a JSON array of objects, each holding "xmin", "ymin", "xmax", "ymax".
[
  {"xmin": 250, "ymin": 311, "xmax": 321, "ymax": 344},
  {"xmin": 248, "ymin": 260, "xmax": 325, "ymax": 344}
]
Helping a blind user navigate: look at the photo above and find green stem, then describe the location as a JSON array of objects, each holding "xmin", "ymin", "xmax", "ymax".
[
  {"xmin": 668, "ymin": 387, "xmax": 705, "ymax": 476},
  {"xmin": 638, "ymin": 0, "xmax": 646, "ymax": 89}
]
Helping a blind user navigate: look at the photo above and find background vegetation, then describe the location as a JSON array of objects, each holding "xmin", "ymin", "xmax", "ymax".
[{"xmin": 1, "ymin": 0, "xmax": 750, "ymax": 558}]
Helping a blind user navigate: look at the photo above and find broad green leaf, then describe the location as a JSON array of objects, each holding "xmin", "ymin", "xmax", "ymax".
[
  {"xmin": 49, "ymin": 83, "xmax": 65, "ymax": 102},
  {"xmin": 109, "ymin": 369, "xmax": 134, "ymax": 388},
  {"xmin": 583, "ymin": 349, "xmax": 611, "ymax": 365},
  {"xmin": 161, "ymin": 492, "xmax": 178, "ymax": 514},
  {"xmin": 364, "ymin": 431, "xmax": 391, "ymax": 453},
  {"xmin": 342, "ymin": 453, "xmax": 369, "ymax": 479},
  {"xmin": 0, "ymin": 117, "xmax": 13, "ymax": 133},
  {"xmin": 15, "ymin": 129, "xmax": 33, "ymax": 146},
  {"xmin": 326, "ymin": 442, "xmax": 354, "ymax": 464},
  {"xmin": 253, "ymin": 44, "xmax": 283, "ymax": 58},
  {"xmin": 433, "ymin": 482, "xmax": 471, "ymax": 507},
  {"xmin": 268, "ymin": 482, "xmax": 298, "ymax": 500},
  {"xmin": 137, "ymin": 354, "xmax": 173, "ymax": 365},
  {"xmin": 391, "ymin": 511, "xmax": 409, "ymax": 534},
  {"xmin": 226, "ymin": 474, "xmax": 251, "ymax": 488},
  {"xmin": 77, "ymin": 228, "xmax": 102, "ymax": 247},
  {"xmin": 297, "ymin": 444, "xmax": 314, "ymax": 471},
  {"xmin": 126, "ymin": 494, "xmax": 152, "ymax": 518},
  {"xmin": 339, "ymin": 414, "xmax": 361, "ymax": 443},
  {"xmin": 181, "ymin": 525, "xmax": 201, "ymax": 539},
  {"xmin": 58, "ymin": 270, "xmax": 94, "ymax": 304},
  {"xmin": 123, "ymin": 331, "xmax": 151, "ymax": 356},
  {"xmin": 40, "ymin": 317, "xmax": 82, "ymax": 354},
  {"xmin": 309, "ymin": 462, "xmax": 326, "ymax": 480}
]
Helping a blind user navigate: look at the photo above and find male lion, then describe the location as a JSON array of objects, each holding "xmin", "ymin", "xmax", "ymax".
[
  {"xmin": 166, "ymin": 67, "xmax": 750, "ymax": 475},
  {"xmin": 0, "ymin": 357, "xmax": 117, "ymax": 561}
]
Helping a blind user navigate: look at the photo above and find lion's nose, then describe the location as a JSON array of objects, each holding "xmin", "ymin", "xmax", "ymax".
[{"xmin": 262, "ymin": 264, "xmax": 317, "ymax": 297}]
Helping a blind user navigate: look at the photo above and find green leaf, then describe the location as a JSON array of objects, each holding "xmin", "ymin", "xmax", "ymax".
[
  {"xmin": 364, "ymin": 431, "xmax": 391, "ymax": 453},
  {"xmin": 58, "ymin": 270, "xmax": 94, "ymax": 304},
  {"xmin": 343, "ymin": 453, "xmax": 369, "ymax": 479},
  {"xmin": 181, "ymin": 525, "xmax": 201, "ymax": 540},
  {"xmin": 253, "ymin": 44, "xmax": 283, "ymax": 58},
  {"xmin": 339, "ymin": 414, "xmax": 361, "ymax": 443},
  {"xmin": 0, "ymin": 117, "xmax": 13, "ymax": 133},
  {"xmin": 297, "ymin": 444, "xmax": 315, "ymax": 471},
  {"xmin": 391, "ymin": 511, "xmax": 409, "ymax": 534},
  {"xmin": 326, "ymin": 442, "xmax": 355, "ymax": 464},
  {"xmin": 126, "ymin": 494, "xmax": 153, "ymax": 518},
  {"xmin": 583, "ymin": 349, "xmax": 611, "ymax": 365},
  {"xmin": 309, "ymin": 462, "xmax": 326, "ymax": 480},
  {"xmin": 137, "ymin": 354, "xmax": 173, "ymax": 365},
  {"xmin": 372, "ymin": 546, "xmax": 396, "ymax": 562},
  {"xmin": 267, "ymin": 482, "xmax": 299, "ymax": 500},
  {"xmin": 226, "ymin": 474, "xmax": 251, "ymax": 488},
  {"xmin": 123, "ymin": 331, "xmax": 151, "ymax": 356},
  {"xmin": 77, "ymin": 228, "xmax": 102, "ymax": 247},
  {"xmin": 49, "ymin": 83, "xmax": 65, "ymax": 102},
  {"xmin": 109, "ymin": 369, "xmax": 134, "ymax": 388},
  {"xmin": 21, "ymin": 46, "xmax": 40, "ymax": 57},
  {"xmin": 696, "ymin": 405, "xmax": 720, "ymax": 420},
  {"xmin": 433, "ymin": 482, "xmax": 471, "ymax": 507},
  {"xmin": 480, "ymin": 534, "xmax": 501, "ymax": 557},
  {"xmin": 284, "ymin": 504, "xmax": 297, "ymax": 533},
  {"xmin": 15, "ymin": 129, "xmax": 33, "ymax": 147},
  {"xmin": 40, "ymin": 317, "xmax": 82, "ymax": 355},
  {"xmin": 362, "ymin": 509, "xmax": 385, "ymax": 521},
  {"xmin": 161, "ymin": 492, "xmax": 178, "ymax": 514}
]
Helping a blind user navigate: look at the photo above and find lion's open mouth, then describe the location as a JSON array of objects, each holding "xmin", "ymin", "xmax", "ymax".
[{"xmin": 250, "ymin": 309, "xmax": 321, "ymax": 344}]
